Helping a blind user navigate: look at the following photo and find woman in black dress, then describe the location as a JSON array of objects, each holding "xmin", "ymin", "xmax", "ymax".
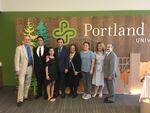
[
  {"xmin": 45, "ymin": 47, "xmax": 57, "ymax": 102},
  {"xmin": 67, "ymin": 44, "xmax": 81, "ymax": 98}
]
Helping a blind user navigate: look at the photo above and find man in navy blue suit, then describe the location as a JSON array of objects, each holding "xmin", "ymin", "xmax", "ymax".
[{"xmin": 54, "ymin": 38, "xmax": 69, "ymax": 98}]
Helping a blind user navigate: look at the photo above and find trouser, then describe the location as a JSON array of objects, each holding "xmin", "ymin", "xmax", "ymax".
[
  {"xmin": 68, "ymin": 72, "xmax": 80, "ymax": 95},
  {"xmin": 17, "ymin": 66, "xmax": 32, "ymax": 102},
  {"xmin": 104, "ymin": 78, "xmax": 115, "ymax": 101},
  {"xmin": 55, "ymin": 70, "xmax": 66, "ymax": 96},
  {"xmin": 35, "ymin": 71, "xmax": 47, "ymax": 97},
  {"xmin": 82, "ymin": 72, "xmax": 92, "ymax": 94}
]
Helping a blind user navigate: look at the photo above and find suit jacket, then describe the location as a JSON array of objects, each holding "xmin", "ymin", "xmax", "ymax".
[
  {"xmin": 14, "ymin": 44, "xmax": 33, "ymax": 76},
  {"xmin": 55, "ymin": 46, "xmax": 69, "ymax": 73},
  {"xmin": 103, "ymin": 51, "xmax": 117, "ymax": 78},
  {"xmin": 70, "ymin": 52, "xmax": 81, "ymax": 73},
  {"xmin": 33, "ymin": 46, "xmax": 48, "ymax": 73}
]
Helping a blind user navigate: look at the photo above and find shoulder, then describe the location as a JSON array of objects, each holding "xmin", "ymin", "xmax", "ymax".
[
  {"xmin": 44, "ymin": 46, "xmax": 48, "ymax": 49},
  {"xmin": 89, "ymin": 50, "xmax": 95, "ymax": 56},
  {"xmin": 16, "ymin": 45, "xmax": 23, "ymax": 50},
  {"xmin": 75, "ymin": 52, "xmax": 80, "ymax": 57},
  {"xmin": 33, "ymin": 47, "xmax": 37, "ymax": 50},
  {"xmin": 63, "ymin": 46, "xmax": 68, "ymax": 50},
  {"xmin": 29, "ymin": 45, "xmax": 33, "ymax": 49},
  {"xmin": 111, "ymin": 51, "xmax": 116, "ymax": 56},
  {"xmin": 93, "ymin": 51, "xmax": 97, "ymax": 55},
  {"xmin": 54, "ymin": 47, "xmax": 58, "ymax": 51},
  {"xmin": 89, "ymin": 50, "xmax": 94, "ymax": 54}
]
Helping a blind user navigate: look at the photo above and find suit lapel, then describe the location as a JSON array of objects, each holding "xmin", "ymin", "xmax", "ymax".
[{"xmin": 22, "ymin": 45, "xmax": 28, "ymax": 59}]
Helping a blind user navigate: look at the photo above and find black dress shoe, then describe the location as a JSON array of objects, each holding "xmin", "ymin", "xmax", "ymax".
[
  {"xmin": 17, "ymin": 101, "xmax": 23, "ymax": 107},
  {"xmin": 43, "ymin": 95, "xmax": 48, "ymax": 100},
  {"xmin": 61, "ymin": 94, "xmax": 65, "ymax": 98},
  {"xmin": 68, "ymin": 92, "xmax": 73, "ymax": 96},
  {"xmin": 72, "ymin": 94, "xmax": 77, "ymax": 98},
  {"xmin": 104, "ymin": 100, "xmax": 114, "ymax": 103},
  {"xmin": 34, "ymin": 95, "xmax": 42, "ymax": 99},
  {"xmin": 103, "ymin": 97, "xmax": 109, "ymax": 102}
]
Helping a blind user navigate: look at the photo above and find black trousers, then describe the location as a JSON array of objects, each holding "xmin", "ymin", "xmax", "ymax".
[
  {"xmin": 67, "ymin": 70, "xmax": 80, "ymax": 95},
  {"xmin": 35, "ymin": 71, "xmax": 47, "ymax": 98},
  {"xmin": 55, "ymin": 70, "xmax": 66, "ymax": 96}
]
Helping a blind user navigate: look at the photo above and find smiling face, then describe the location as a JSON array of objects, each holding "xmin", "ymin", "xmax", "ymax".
[
  {"xmin": 106, "ymin": 44, "xmax": 113, "ymax": 52},
  {"xmin": 23, "ymin": 36, "xmax": 30, "ymax": 45},
  {"xmin": 57, "ymin": 39, "xmax": 64, "ymax": 47},
  {"xmin": 70, "ymin": 45, "xmax": 76, "ymax": 53},
  {"xmin": 83, "ymin": 42, "xmax": 90, "ymax": 51},
  {"xmin": 97, "ymin": 44, "xmax": 103, "ymax": 52},
  {"xmin": 37, "ymin": 37, "xmax": 44, "ymax": 46},
  {"xmin": 48, "ymin": 48, "xmax": 55, "ymax": 56}
]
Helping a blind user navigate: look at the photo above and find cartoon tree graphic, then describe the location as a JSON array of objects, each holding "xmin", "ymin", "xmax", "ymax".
[
  {"xmin": 35, "ymin": 21, "xmax": 49, "ymax": 45},
  {"xmin": 23, "ymin": 18, "xmax": 38, "ymax": 47}
]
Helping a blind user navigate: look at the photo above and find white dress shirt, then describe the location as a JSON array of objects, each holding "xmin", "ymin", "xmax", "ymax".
[{"xmin": 37, "ymin": 46, "xmax": 44, "ymax": 57}]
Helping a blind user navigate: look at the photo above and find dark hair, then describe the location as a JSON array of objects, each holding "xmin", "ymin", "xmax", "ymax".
[
  {"xmin": 57, "ymin": 38, "xmax": 64, "ymax": 43},
  {"xmin": 83, "ymin": 41, "xmax": 90, "ymax": 46},
  {"xmin": 48, "ymin": 47, "xmax": 54, "ymax": 50},
  {"xmin": 69, "ymin": 44, "xmax": 78, "ymax": 52},
  {"xmin": 37, "ymin": 36, "xmax": 44, "ymax": 40},
  {"xmin": 47, "ymin": 47, "xmax": 55, "ymax": 55}
]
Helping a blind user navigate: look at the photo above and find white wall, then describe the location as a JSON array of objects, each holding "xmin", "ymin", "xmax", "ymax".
[{"xmin": 1, "ymin": 0, "xmax": 150, "ymax": 11}]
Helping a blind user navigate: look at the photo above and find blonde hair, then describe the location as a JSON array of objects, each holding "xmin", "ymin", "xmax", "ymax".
[{"xmin": 96, "ymin": 42, "xmax": 105, "ymax": 54}]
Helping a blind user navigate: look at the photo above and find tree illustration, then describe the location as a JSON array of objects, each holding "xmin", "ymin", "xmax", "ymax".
[
  {"xmin": 23, "ymin": 18, "xmax": 38, "ymax": 47},
  {"xmin": 35, "ymin": 21, "xmax": 49, "ymax": 45}
]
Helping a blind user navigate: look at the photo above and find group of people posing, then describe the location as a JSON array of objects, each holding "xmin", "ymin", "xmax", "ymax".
[{"xmin": 14, "ymin": 35, "xmax": 117, "ymax": 107}]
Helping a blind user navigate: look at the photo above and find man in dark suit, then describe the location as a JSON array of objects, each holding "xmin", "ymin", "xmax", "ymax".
[
  {"xmin": 33, "ymin": 36, "xmax": 48, "ymax": 99},
  {"xmin": 103, "ymin": 43, "xmax": 117, "ymax": 103},
  {"xmin": 55, "ymin": 38, "xmax": 69, "ymax": 98}
]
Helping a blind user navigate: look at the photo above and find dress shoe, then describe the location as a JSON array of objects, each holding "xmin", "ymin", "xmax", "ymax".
[
  {"xmin": 104, "ymin": 97, "xmax": 109, "ymax": 102},
  {"xmin": 43, "ymin": 95, "xmax": 48, "ymax": 100},
  {"xmin": 61, "ymin": 94, "xmax": 65, "ymax": 98},
  {"xmin": 104, "ymin": 100, "xmax": 114, "ymax": 103},
  {"xmin": 17, "ymin": 101, "xmax": 23, "ymax": 107},
  {"xmin": 34, "ymin": 95, "xmax": 42, "ymax": 99},
  {"xmin": 68, "ymin": 92, "xmax": 73, "ymax": 96},
  {"xmin": 72, "ymin": 93, "xmax": 77, "ymax": 98}
]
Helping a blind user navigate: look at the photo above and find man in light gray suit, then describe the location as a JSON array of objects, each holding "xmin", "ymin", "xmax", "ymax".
[
  {"xmin": 103, "ymin": 43, "xmax": 117, "ymax": 103},
  {"xmin": 14, "ymin": 36, "xmax": 33, "ymax": 107}
]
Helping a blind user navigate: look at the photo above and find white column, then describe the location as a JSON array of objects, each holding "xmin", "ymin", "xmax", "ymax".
[{"xmin": 130, "ymin": 53, "xmax": 141, "ymax": 94}]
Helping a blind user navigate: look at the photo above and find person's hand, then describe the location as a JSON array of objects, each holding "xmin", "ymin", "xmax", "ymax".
[
  {"xmin": 108, "ymin": 76, "xmax": 113, "ymax": 80},
  {"xmin": 65, "ymin": 69, "xmax": 68, "ymax": 74},
  {"xmin": 46, "ymin": 76, "xmax": 50, "ymax": 80},
  {"xmin": 90, "ymin": 69, "xmax": 93, "ymax": 75},
  {"xmin": 74, "ymin": 71, "xmax": 78, "ymax": 76}
]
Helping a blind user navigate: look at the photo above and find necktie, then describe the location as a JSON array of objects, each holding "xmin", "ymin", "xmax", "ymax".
[
  {"xmin": 58, "ymin": 47, "xmax": 61, "ymax": 55},
  {"xmin": 39, "ymin": 47, "xmax": 41, "ymax": 57},
  {"xmin": 26, "ymin": 46, "xmax": 32, "ymax": 66}
]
